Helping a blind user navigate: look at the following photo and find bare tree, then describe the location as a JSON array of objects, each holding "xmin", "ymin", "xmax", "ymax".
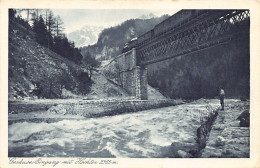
[
  {"xmin": 43, "ymin": 9, "xmax": 50, "ymax": 26},
  {"xmin": 54, "ymin": 15, "xmax": 65, "ymax": 37},
  {"xmin": 25, "ymin": 9, "xmax": 31, "ymax": 21},
  {"xmin": 15, "ymin": 9, "xmax": 33, "ymax": 21},
  {"xmin": 47, "ymin": 11, "xmax": 56, "ymax": 36},
  {"xmin": 31, "ymin": 9, "xmax": 43, "ymax": 21}
]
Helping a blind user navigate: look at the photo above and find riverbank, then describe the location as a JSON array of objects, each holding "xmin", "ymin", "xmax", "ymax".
[
  {"xmin": 9, "ymin": 99, "xmax": 184, "ymax": 120},
  {"xmin": 201, "ymin": 99, "xmax": 250, "ymax": 157}
]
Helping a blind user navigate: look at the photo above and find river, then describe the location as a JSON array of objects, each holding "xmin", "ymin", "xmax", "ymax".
[{"xmin": 8, "ymin": 99, "xmax": 220, "ymax": 157}]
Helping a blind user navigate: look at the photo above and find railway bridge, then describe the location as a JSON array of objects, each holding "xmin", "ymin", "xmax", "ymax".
[{"xmin": 105, "ymin": 10, "xmax": 250, "ymax": 100}]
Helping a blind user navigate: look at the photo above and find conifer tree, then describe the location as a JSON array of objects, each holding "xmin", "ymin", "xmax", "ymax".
[
  {"xmin": 32, "ymin": 15, "xmax": 48, "ymax": 47},
  {"xmin": 9, "ymin": 9, "xmax": 16, "ymax": 21}
]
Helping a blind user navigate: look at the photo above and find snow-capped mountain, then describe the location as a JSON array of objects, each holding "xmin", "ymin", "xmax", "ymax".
[
  {"xmin": 80, "ymin": 14, "xmax": 170, "ymax": 61},
  {"xmin": 67, "ymin": 25, "xmax": 104, "ymax": 48},
  {"xmin": 138, "ymin": 13, "xmax": 156, "ymax": 19},
  {"xmin": 67, "ymin": 14, "xmax": 156, "ymax": 48}
]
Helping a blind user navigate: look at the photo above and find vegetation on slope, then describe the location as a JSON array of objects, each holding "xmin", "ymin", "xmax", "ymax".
[{"xmin": 8, "ymin": 10, "xmax": 93, "ymax": 99}]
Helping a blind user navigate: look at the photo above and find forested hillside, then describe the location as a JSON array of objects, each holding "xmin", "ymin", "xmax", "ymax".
[
  {"xmin": 147, "ymin": 36, "xmax": 250, "ymax": 99},
  {"xmin": 8, "ymin": 9, "xmax": 93, "ymax": 99},
  {"xmin": 80, "ymin": 15, "xmax": 169, "ymax": 60}
]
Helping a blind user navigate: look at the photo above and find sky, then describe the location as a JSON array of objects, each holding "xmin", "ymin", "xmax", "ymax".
[{"xmin": 51, "ymin": 9, "xmax": 179, "ymax": 34}]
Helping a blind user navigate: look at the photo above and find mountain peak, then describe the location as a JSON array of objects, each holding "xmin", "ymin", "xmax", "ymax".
[
  {"xmin": 138, "ymin": 13, "xmax": 156, "ymax": 19},
  {"xmin": 67, "ymin": 25, "xmax": 104, "ymax": 48}
]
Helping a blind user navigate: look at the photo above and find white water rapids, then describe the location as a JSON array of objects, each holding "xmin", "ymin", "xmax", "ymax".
[{"xmin": 8, "ymin": 99, "xmax": 221, "ymax": 157}]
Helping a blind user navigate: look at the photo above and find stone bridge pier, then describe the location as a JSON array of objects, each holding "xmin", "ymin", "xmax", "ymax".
[{"xmin": 118, "ymin": 48, "xmax": 148, "ymax": 100}]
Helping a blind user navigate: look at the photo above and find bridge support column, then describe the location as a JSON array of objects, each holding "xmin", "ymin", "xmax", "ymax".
[
  {"xmin": 133, "ymin": 66, "xmax": 148, "ymax": 100},
  {"xmin": 140, "ymin": 66, "xmax": 148, "ymax": 100},
  {"xmin": 114, "ymin": 48, "xmax": 148, "ymax": 100},
  {"xmin": 133, "ymin": 66, "xmax": 141, "ymax": 99}
]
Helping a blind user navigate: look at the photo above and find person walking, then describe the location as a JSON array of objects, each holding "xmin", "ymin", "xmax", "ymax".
[{"xmin": 219, "ymin": 88, "xmax": 225, "ymax": 110}]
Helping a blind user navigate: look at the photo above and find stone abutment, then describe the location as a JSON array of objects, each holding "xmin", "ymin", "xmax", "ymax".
[{"xmin": 103, "ymin": 48, "xmax": 148, "ymax": 100}]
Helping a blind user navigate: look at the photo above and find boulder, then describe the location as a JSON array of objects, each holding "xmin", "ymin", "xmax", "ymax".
[
  {"xmin": 177, "ymin": 150, "xmax": 192, "ymax": 158},
  {"xmin": 213, "ymin": 124, "xmax": 226, "ymax": 130},
  {"xmin": 47, "ymin": 104, "xmax": 67, "ymax": 115},
  {"xmin": 215, "ymin": 136, "xmax": 226, "ymax": 146},
  {"xmin": 237, "ymin": 110, "xmax": 249, "ymax": 127}
]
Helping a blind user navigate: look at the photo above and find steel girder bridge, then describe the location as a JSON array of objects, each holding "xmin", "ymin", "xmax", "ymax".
[{"xmin": 135, "ymin": 10, "xmax": 250, "ymax": 66}]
